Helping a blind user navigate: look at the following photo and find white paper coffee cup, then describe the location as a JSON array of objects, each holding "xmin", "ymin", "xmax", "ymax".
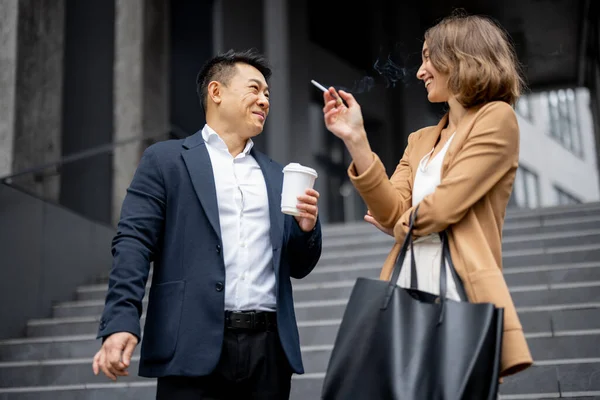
[{"xmin": 281, "ymin": 163, "xmax": 318, "ymax": 216}]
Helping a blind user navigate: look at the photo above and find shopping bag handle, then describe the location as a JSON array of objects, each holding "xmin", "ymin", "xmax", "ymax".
[
  {"xmin": 440, "ymin": 231, "xmax": 468, "ymax": 302},
  {"xmin": 382, "ymin": 207, "xmax": 419, "ymax": 310},
  {"xmin": 381, "ymin": 207, "xmax": 468, "ymax": 313},
  {"xmin": 387, "ymin": 207, "xmax": 418, "ymax": 289}
]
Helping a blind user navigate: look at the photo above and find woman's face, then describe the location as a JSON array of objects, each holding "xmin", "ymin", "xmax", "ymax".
[{"xmin": 417, "ymin": 41, "xmax": 451, "ymax": 103}]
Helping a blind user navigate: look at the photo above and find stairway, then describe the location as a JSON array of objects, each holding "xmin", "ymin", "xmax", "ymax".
[{"xmin": 1, "ymin": 203, "xmax": 600, "ymax": 399}]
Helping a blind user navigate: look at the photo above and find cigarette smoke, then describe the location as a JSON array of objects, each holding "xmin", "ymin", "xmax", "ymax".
[{"xmin": 337, "ymin": 45, "xmax": 420, "ymax": 94}]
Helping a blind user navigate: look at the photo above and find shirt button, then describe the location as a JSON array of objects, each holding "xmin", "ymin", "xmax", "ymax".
[
  {"xmin": 215, "ymin": 282, "xmax": 224, "ymax": 292},
  {"xmin": 216, "ymin": 244, "xmax": 221, "ymax": 254}
]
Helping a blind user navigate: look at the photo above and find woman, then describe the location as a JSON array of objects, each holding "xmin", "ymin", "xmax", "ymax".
[{"xmin": 321, "ymin": 12, "xmax": 533, "ymax": 377}]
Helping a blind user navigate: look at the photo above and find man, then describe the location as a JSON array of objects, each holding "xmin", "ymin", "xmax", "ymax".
[{"xmin": 92, "ymin": 49, "xmax": 322, "ymax": 399}]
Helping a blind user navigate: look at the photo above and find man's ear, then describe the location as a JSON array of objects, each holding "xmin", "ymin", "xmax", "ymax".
[{"xmin": 207, "ymin": 81, "xmax": 222, "ymax": 105}]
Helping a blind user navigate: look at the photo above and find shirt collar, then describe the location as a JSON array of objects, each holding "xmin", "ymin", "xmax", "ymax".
[{"xmin": 201, "ymin": 124, "xmax": 254, "ymax": 156}]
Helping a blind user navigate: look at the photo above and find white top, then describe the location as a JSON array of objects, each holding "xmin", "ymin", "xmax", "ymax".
[
  {"xmin": 412, "ymin": 133, "xmax": 455, "ymax": 207},
  {"xmin": 202, "ymin": 124, "xmax": 276, "ymax": 311},
  {"xmin": 401, "ymin": 132, "xmax": 461, "ymax": 301}
]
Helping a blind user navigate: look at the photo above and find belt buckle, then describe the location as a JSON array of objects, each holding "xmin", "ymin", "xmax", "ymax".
[{"xmin": 247, "ymin": 311, "xmax": 256, "ymax": 329}]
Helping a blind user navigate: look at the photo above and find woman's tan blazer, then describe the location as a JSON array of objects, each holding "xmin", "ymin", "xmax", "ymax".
[{"xmin": 347, "ymin": 101, "xmax": 533, "ymax": 377}]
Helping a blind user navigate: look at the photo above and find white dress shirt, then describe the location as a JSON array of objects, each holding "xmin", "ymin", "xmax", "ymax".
[{"xmin": 202, "ymin": 124, "xmax": 276, "ymax": 311}]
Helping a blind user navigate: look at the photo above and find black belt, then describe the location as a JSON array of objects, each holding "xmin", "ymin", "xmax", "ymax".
[{"xmin": 224, "ymin": 310, "xmax": 277, "ymax": 331}]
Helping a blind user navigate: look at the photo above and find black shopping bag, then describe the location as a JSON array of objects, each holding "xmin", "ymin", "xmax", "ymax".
[{"xmin": 321, "ymin": 210, "xmax": 503, "ymax": 399}]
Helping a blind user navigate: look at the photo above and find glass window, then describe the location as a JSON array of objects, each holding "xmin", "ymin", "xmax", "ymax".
[
  {"xmin": 554, "ymin": 185, "xmax": 582, "ymax": 205},
  {"xmin": 546, "ymin": 88, "xmax": 582, "ymax": 157},
  {"xmin": 512, "ymin": 165, "xmax": 540, "ymax": 209},
  {"xmin": 516, "ymin": 96, "xmax": 532, "ymax": 121}
]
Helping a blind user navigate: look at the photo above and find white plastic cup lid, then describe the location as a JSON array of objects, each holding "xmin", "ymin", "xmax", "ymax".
[{"xmin": 282, "ymin": 163, "xmax": 318, "ymax": 178}]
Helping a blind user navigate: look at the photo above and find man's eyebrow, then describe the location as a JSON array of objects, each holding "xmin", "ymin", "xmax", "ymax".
[{"xmin": 249, "ymin": 78, "xmax": 269, "ymax": 90}]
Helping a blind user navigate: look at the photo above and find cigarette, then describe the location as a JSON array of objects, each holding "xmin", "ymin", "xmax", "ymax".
[{"xmin": 311, "ymin": 79, "xmax": 343, "ymax": 105}]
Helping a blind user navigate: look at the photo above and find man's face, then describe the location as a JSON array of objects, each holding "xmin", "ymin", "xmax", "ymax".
[{"xmin": 218, "ymin": 63, "xmax": 270, "ymax": 138}]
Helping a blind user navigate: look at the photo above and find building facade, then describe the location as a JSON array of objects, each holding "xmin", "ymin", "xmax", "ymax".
[
  {"xmin": 1, "ymin": 0, "xmax": 599, "ymax": 225},
  {"xmin": 513, "ymin": 88, "xmax": 600, "ymax": 209}
]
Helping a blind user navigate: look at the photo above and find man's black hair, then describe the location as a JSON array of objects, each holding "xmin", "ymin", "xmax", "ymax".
[{"xmin": 196, "ymin": 48, "xmax": 272, "ymax": 113}]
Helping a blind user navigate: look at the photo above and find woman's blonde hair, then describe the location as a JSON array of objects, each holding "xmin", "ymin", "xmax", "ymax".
[{"xmin": 424, "ymin": 11, "xmax": 525, "ymax": 107}]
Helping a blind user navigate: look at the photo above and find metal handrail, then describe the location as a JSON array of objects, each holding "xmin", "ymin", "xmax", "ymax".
[{"xmin": 1, "ymin": 125, "xmax": 189, "ymax": 183}]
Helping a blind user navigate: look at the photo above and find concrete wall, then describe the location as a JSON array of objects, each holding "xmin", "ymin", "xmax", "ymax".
[{"xmin": 0, "ymin": 183, "xmax": 114, "ymax": 340}]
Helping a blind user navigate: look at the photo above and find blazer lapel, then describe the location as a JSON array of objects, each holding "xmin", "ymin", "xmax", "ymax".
[
  {"xmin": 411, "ymin": 114, "xmax": 448, "ymax": 181},
  {"xmin": 441, "ymin": 106, "xmax": 482, "ymax": 175},
  {"xmin": 181, "ymin": 131, "xmax": 222, "ymax": 240},
  {"xmin": 251, "ymin": 149, "xmax": 284, "ymax": 253}
]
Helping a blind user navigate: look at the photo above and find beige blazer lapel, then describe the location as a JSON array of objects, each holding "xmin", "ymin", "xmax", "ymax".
[
  {"xmin": 441, "ymin": 105, "xmax": 484, "ymax": 175},
  {"xmin": 410, "ymin": 114, "xmax": 448, "ymax": 182}
]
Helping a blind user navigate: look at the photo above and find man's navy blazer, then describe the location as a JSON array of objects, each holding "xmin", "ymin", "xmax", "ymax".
[{"xmin": 97, "ymin": 130, "xmax": 322, "ymax": 377}]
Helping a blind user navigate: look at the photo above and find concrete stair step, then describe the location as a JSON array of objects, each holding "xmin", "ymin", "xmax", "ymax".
[
  {"xmin": 297, "ymin": 261, "xmax": 600, "ymax": 287},
  {"xmin": 316, "ymin": 241, "xmax": 600, "ymax": 266},
  {"xmin": 318, "ymin": 243, "xmax": 600, "ymax": 271},
  {"xmin": 6, "ymin": 306, "xmax": 599, "ymax": 361},
  {"xmin": 92, "ymin": 226, "xmax": 600, "ymax": 292},
  {"xmin": 506, "ymin": 201, "xmax": 600, "ymax": 220},
  {"xmin": 1, "ymin": 333, "xmax": 598, "ymax": 391},
  {"xmin": 73, "ymin": 245, "xmax": 600, "ymax": 302},
  {"xmin": 299, "ymin": 333, "xmax": 600, "ymax": 374},
  {"xmin": 321, "ymin": 213, "xmax": 600, "ymax": 239},
  {"xmin": 290, "ymin": 279, "xmax": 600, "ymax": 304},
  {"xmin": 25, "ymin": 282, "xmax": 600, "ymax": 338},
  {"xmin": 27, "ymin": 288, "xmax": 600, "ymax": 339},
  {"xmin": 0, "ymin": 358, "xmax": 143, "ymax": 387},
  {"xmin": 1, "ymin": 365, "xmax": 598, "ymax": 400},
  {"xmin": 503, "ymin": 203, "xmax": 600, "ymax": 222},
  {"xmin": 502, "ymin": 217, "xmax": 600, "ymax": 236},
  {"xmin": 321, "ymin": 202, "xmax": 600, "ymax": 233},
  {"xmin": 53, "ymin": 263, "xmax": 600, "ymax": 319},
  {"xmin": 322, "ymin": 229, "xmax": 600, "ymax": 253},
  {"xmin": 289, "ymin": 360, "xmax": 600, "ymax": 400},
  {"xmin": 0, "ymin": 382, "xmax": 157, "ymax": 400}
]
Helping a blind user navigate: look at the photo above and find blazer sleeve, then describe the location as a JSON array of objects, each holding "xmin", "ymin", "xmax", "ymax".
[
  {"xmin": 394, "ymin": 102, "xmax": 519, "ymax": 242},
  {"xmin": 285, "ymin": 216, "xmax": 322, "ymax": 279},
  {"xmin": 97, "ymin": 146, "xmax": 166, "ymax": 341},
  {"xmin": 347, "ymin": 133, "xmax": 416, "ymax": 229}
]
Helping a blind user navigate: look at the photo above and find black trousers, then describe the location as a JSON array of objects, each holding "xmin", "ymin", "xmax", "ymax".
[{"xmin": 156, "ymin": 329, "xmax": 293, "ymax": 400}]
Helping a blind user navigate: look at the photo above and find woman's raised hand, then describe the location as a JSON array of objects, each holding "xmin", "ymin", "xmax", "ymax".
[{"xmin": 322, "ymin": 88, "xmax": 367, "ymax": 144}]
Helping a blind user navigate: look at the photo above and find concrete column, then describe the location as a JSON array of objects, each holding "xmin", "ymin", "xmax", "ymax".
[
  {"xmin": 0, "ymin": 0, "xmax": 18, "ymax": 178},
  {"xmin": 263, "ymin": 0, "xmax": 316, "ymax": 167},
  {"xmin": 0, "ymin": 0, "xmax": 64, "ymax": 201},
  {"xmin": 264, "ymin": 0, "xmax": 292, "ymax": 164},
  {"xmin": 112, "ymin": 0, "xmax": 169, "ymax": 225}
]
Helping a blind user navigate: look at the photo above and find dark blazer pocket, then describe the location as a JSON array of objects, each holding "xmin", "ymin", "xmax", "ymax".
[{"xmin": 141, "ymin": 280, "xmax": 185, "ymax": 362}]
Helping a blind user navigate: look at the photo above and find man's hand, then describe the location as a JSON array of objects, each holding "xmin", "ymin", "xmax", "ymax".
[
  {"xmin": 92, "ymin": 332, "xmax": 138, "ymax": 381},
  {"xmin": 294, "ymin": 188, "xmax": 320, "ymax": 232}
]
